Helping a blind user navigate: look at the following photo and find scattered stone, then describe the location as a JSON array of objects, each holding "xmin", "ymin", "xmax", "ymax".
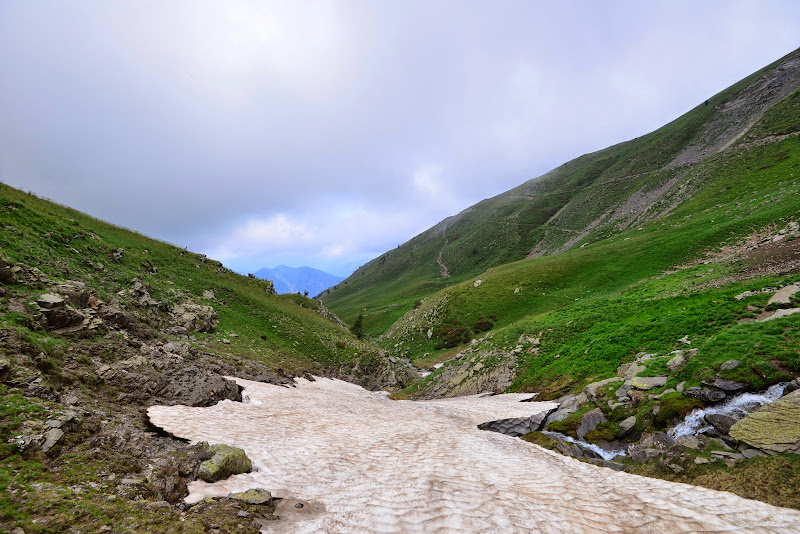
[
  {"xmin": 0, "ymin": 257, "xmax": 17, "ymax": 283},
  {"xmin": 41, "ymin": 305, "xmax": 86, "ymax": 331},
  {"xmin": 785, "ymin": 378, "xmax": 800, "ymax": 395},
  {"xmin": 711, "ymin": 450, "xmax": 745, "ymax": 460},
  {"xmin": 514, "ymin": 287, "xmax": 520, "ymax": 294},
  {"xmin": 719, "ymin": 360, "xmax": 740, "ymax": 371},
  {"xmin": 701, "ymin": 378, "xmax": 747, "ymax": 392},
  {"xmin": 741, "ymin": 448, "xmax": 765, "ymax": 459},
  {"xmin": 667, "ymin": 354, "xmax": 686, "ymax": 372},
  {"xmin": 629, "ymin": 376, "xmax": 668, "ymax": 391},
  {"xmin": 197, "ymin": 444, "xmax": 253, "ymax": 483},
  {"xmin": 203, "ymin": 290, "xmax": 215, "ymax": 300},
  {"xmin": 41, "ymin": 428, "xmax": 64, "ymax": 452},
  {"xmin": 627, "ymin": 390, "xmax": 645, "ymax": 405},
  {"xmin": 676, "ymin": 435, "xmax": 702, "ymax": 450},
  {"xmin": 640, "ymin": 432, "xmax": 675, "ymax": 451},
  {"xmin": 473, "ymin": 280, "xmax": 482, "ymax": 288},
  {"xmin": 544, "ymin": 393, "xmax": 588, "ymax": 425},
  {"xmin": 668, "ymin": 463, "xmax": 684, "ymax": 473},
  {"xmin": 145, "ymin": 500, "xmax": 172, "ymax": 510},
  {"xmin": 678, "ymin": 335, "xmax": 691, "ymax": 345},
  {"xmin": 695, "ymin": 457, "xmax": 710, "ymax": 465},
  {"xmin": 704, "ymin": 413, "xmax": 737, "ymax": 435},
  {"xmin": 617, "ymin": 362, "xmax": 646, "ymax": 380},
  {"xmin": 111, "ymin": 248, "xmax": 124, "ymax": 260},
  {"xmin": 36, "ymin": 292, "xmax": 65, "ymax": 309},
  {"xmin": 618, "ymin": 416, "xmax": 637, "ymax": 438},
  {"xmin": 729, "ymin": 390, "xmax": 800, "ymax": 454},
  {"xmin": 584, "ymin": 377, "xmax": 623, "ymax": 401},
  {"xmin": 228, "ymin": 488, "xmax": 273, "ymax": 505},
  {"xmin": 169, "ymin": 301, "xmax": 219, "ymax": 333},
  {"xmin": 684, "ymin": 387, "xmax": 726, "ymax": 404},
  {"xmin": 634, "ymin": 352, "xmax": 658, "ymax": 362},
  {"xmin": 652, "ymin": 388, "xmax": 676, "ymax": 399},
  {"xmin": 221, "ymin": 339, "xmax": 231, "ymax": 345},
  {"xmin": 576, "ymin": 408, "xmax": 606, "ymax": 440},
  {"xmin": 596, "ymin": 460, "xmax": 622, "ymax": 471}
]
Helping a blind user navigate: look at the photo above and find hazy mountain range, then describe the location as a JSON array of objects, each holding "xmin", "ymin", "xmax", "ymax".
[{"xmin": 254, "ymin": 265, "xmax": 345, "ymax": 296}]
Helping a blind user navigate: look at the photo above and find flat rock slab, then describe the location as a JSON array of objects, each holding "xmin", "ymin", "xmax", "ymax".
[
  {"xmin": 767, "ymin": 284, "xmax": 799, "ymax": 306},
  {"xmin": 685, "ymin": 387, "xmax": 726, "ymax": 404},
  {"xmin": 148, "ymin": 377, "xmax": 800, "ymax": 534},
  {"xmin": 702, "ymin": 378, "xmax": 747, "ymax": 392},
  {"xmin": 760, "ymin": 308, "xmax": 800, "ymax": 322},
  {"xmin": 729, "ymin": 390, "xmax": 800, "ymax": 454},
  {"xmin": 629, "ymin": 376, "xmax": 668, "ymax": 390}
]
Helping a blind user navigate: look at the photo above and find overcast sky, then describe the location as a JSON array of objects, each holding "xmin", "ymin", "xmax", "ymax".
[{"xmin": 1, "ymin": 1, "xmax": 799, "ymax": 276}]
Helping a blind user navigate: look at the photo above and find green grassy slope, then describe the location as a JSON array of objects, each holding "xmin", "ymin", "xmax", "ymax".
[
  {"xmin": 385, "ymin": 135, "xmax": 800, "ymax": 362},
  {"xmin": 322, "ymin": 47, "xmax": 800, "ymax": 334},
  {"xmin": 0, "ymin": 182, "xmax": 403, "ymax": 380}
]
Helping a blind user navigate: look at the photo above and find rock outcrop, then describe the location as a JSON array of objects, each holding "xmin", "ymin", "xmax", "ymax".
[{"xmin": 169, "ymin": 301, "xmax": 219, "ymax": 333}]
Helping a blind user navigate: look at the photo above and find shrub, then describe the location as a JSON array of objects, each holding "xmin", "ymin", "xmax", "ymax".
[{"xmin": 473, "ymin": 320, "xmax": 494, "ymax": 332}]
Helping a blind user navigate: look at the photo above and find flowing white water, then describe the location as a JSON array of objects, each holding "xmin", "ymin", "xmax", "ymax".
[
  {"xmin": 669, "ymin": 383, "xmax": 787, "ymax": 439},
  {"xmin": 542, "ymin": 431, "xmax": 626, "ymax": 461},
  {"xmin": 148, "ymin": 377, "xmax": 800, "ymax": 533}
]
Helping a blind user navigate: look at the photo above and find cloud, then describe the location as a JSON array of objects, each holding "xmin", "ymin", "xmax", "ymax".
[{"xmin": 1, "ymin": 1, "xmax": 799, "ymax": 275}]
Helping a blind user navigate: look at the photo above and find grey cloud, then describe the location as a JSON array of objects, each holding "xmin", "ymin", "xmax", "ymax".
[{"xmin": 1, "ymin": 1, "xmax": 799, "ymax": 274}]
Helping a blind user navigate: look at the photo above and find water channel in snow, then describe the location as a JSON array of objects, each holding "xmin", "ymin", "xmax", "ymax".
[
  {"xmin": 148, "ymin": 377, "xmax": 800, "ymax": 533},
  {"xmin": 669, "ymin": 383, "xmax": 787, "ymax": 439},
  {"xmin": 542, "ymin": 431, "xmax": 626, "ymax": 461}
]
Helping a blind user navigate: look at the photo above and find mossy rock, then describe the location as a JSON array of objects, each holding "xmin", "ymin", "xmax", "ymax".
[
  {"xmin": 197, "ymin": 444, "xmax": 253, "ymax": 483},
  {"xmin": 655, "ymin": 395, "xmax": 704, "ymax": 429},
  {"xmin": 522, "ymin": 431, "xmax": 558, "ymax": 450},
  {"xmin": 228, "ymin": 488, "xmax": 273, "ymax": 504},
  {"xmin": 584, "ymin": 421, "xmax": 619, "ymax": 443}
]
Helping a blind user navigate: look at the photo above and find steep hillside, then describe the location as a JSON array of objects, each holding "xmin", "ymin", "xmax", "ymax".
[
  {"xmin": 322, "ymin": 47, "xmax": 800, "ymax": 334},
  {"xmin": 317, "ymin": 49, "xmax": 800, "ymax": 503},
  {"xmin": 0, "ymin": 183, "xmax": 412, "ymax": 532},
  {"xmin": 254, "ymin": 265, "xmax": 344, "ymax": 296}
]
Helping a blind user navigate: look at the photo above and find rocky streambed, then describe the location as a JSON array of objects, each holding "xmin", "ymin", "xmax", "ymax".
[{"xmin": 149, "ymin": 377, "xmax": 800, "ymax": 533}]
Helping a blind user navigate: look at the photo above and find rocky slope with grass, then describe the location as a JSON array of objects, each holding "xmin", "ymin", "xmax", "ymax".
[{"xmin": 0, "ymin": 183, "xmax": 413, "ymax": 533}]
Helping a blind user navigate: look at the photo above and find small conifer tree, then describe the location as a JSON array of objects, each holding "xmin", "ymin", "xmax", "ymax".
[{"xmin": 351, "ymin": 314, "xmax": 366, "ymax": 339}]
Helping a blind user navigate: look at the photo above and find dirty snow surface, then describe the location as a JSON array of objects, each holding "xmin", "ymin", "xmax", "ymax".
[{"xmin": 148, "ymin": 377, "xmax": 800, "ymax": 533}]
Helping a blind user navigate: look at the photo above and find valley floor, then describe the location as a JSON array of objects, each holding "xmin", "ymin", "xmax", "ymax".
[{"xmin": 149, "ymin": 377, "xmax": 800, "ymax": 533}]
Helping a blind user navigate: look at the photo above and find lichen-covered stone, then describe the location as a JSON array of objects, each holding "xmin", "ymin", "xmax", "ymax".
[
  {"xmin": 729, "ymin": 390, "xmax": 800, "ymax": 454},
  {"xmin": 629, "ymin": 376, "xmax": 667, "ymax": 390},
  {"xmin": 197, "ymin": 444, "xmax": 253, "ymax": 482},
  {"xmin": 228, "ymin": 488, "xmax": 273, "ymax": 504}
]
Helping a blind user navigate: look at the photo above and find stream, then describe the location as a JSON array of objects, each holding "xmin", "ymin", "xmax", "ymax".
[
  {"xmin": 148, "ymin": 377, "xmax": 800, "ymax": 533},
  {"xmin": 542, "ymin": 431, "xmax": 626, "ymax": 461},
  {"xmin": 669, "ymin": 383, "xmax": 787, "ymax": 439}
]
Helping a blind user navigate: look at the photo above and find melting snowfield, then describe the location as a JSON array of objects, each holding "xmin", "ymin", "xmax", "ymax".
[{"xmin": 148, "ymin": 377, "xmax": 800, "ymax": 533}]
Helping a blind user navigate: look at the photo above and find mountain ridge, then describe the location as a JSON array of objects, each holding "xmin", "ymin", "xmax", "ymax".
[
  {"xmin": 254, "ymin": 264, "xmax": 344, "ymax": 296},
  {"xmin": 321, "ymin": 47, "xmax": 800, "ymax": 336}
]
